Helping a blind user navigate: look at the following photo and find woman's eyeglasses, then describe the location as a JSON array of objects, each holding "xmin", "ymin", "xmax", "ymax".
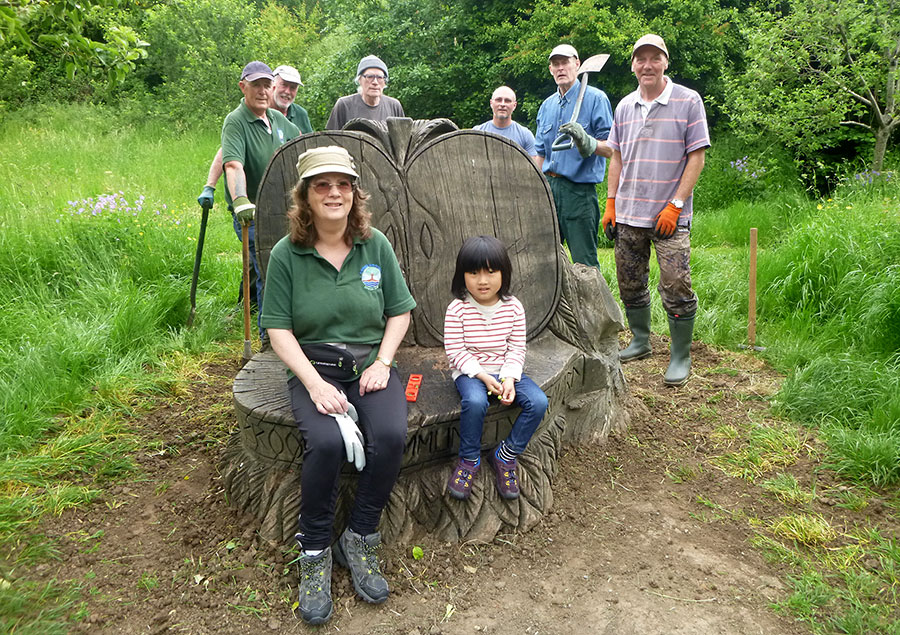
[{"xmin": 311, "ymin": 180, "xmax": 355, "ymax": 195}]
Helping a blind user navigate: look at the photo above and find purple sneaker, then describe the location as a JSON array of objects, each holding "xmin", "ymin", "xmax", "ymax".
[
  {"xmin": 490, "ymin": 450, "xmax": 520, "ymax": 499},
  {"xmin": 447, "ymin": 458, "xmax": 480, "ymax": 500}
]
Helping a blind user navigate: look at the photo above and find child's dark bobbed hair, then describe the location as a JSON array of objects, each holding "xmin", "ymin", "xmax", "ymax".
[{"xmin": 451, "ymin": 235, "xmax": 513, "ymax": 300}]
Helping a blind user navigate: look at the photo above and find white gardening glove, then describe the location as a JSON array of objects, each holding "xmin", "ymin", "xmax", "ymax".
[{"xmin": 329, "ymin": 399, "xmax": 365, "ymax": 471}]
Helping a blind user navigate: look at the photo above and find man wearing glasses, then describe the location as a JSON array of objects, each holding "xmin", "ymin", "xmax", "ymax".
[{"xmin": 326, "ymin": 55, "xmax": 405, "ymax": 130}]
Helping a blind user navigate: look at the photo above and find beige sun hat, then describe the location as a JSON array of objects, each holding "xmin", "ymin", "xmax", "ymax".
[{"xmin": 296, "ymin": 146, "xmax": 359, "ymax": 180}]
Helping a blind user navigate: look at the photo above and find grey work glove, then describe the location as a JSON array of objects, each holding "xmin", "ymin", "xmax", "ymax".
[
  {"xmin": 197, "ymin": 185, "xmax": 215, "ymax": 209},
  {"xmin": 559, "ymin": 122, "xmax": 598, "ymax": 158},
  {"xmin": 329, "ymin": 399, "xmax": 365, "ymax": 471},
  {"xmin": 232, "ymin": 196, "xmax": 255, "ymax": 225}
]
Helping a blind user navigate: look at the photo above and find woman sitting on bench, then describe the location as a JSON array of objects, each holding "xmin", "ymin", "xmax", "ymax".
[{"xmin": 261, "ymin": 146, "xmax": 416, "ymax": 625}]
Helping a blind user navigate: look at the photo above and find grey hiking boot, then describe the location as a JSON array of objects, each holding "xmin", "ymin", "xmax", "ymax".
[
  {"xmin": 334, "ymin": 527, "xmax": 389, "ymax": 604},
  {"xmin": 296, "ymin": 548, "xmax": 333, "ymax": 625}
]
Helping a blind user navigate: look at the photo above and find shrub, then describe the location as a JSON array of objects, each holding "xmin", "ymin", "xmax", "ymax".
[
  {"xmin": 0, "ymin": 50, "xmax": 34, "ymax": 112},
  {"xmin": 136, "ymin": 0, "xmax": 256, "ymax": 128},
  {"xmin": 245, "ymin": 1, "xmax": 323, "ymax": 76},
  {"xmin": 694, "ymin": 131, "xmax": 801, "ymax": 210}
]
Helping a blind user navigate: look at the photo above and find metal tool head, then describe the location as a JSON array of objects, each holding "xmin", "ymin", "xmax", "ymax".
[
  {"xmin": 550, "ymin": 53, "xmax": 610, "ymax": 152},
  {"xmin": 577, "ymin": 53, "xmax": 609, "ymax": 75}
]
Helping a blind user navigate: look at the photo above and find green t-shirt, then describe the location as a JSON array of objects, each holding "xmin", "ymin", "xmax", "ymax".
[
  {"xmin": 286, "ymin": 103, "xmax": 313, "ymax": 134},
  {"xmin": 261, "ymin": 228, "xmax": 417, "ymax": 368},
  {"xmin": 221, "ymin": 99, "xmax": 300, "ymax": 205}
]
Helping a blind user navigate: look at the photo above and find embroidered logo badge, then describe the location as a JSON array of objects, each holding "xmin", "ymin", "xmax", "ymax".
[
  {"xmin": 360, "ymin": 264, "xmax": 382, "ymax": 290},
  {"xmin": 277, "ymin": 128, "xmax": 285, "ymax": 143}
]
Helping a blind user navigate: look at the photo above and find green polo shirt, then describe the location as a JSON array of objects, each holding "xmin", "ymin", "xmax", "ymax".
[
  {"xmin": 261, "ymin": 229, "xmax": 416, "ymax": 368},
  {"xmin": 221, "ymin": 99, "xmax": 300, "ymax": 205},
  {"xmin": 286, "ymin": 103, "xmax": 313, "ymax": 134}
]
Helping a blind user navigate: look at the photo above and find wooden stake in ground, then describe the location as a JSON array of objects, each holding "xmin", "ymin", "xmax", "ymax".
[
  {"xmin": 748, "ymin": 227, "xmax": 758, "ymax": 348},
  {"xmin": 241, "ymin": 222, "xmax": 252, "ymax": 361}
]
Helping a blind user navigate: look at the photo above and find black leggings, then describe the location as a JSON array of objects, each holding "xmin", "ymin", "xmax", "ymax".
[{"xmin": 288, "ymin": 369, "xmax": 407, "ymax": 550}]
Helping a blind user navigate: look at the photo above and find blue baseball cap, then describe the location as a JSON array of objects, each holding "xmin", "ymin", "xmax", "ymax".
[{"xmin": 241, "ymin": 61, "xmax": 275, "ymax": 82}]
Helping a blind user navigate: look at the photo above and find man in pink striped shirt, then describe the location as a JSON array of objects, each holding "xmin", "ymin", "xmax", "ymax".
[{"xmin": 604, "ymin": 34, "xmax": 710, "ymax": 387}]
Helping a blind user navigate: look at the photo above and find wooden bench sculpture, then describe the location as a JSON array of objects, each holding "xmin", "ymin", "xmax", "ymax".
[{"xmin": 222, "ymin": 117, "xmax": 629, "ymax": 545}]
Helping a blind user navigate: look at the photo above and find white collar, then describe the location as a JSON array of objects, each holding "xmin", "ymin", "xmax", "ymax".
[{"xmin": 635, "ymin": 76, "xmax": 673, "ymax": 106}]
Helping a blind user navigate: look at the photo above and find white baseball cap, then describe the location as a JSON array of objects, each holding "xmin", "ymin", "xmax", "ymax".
[
  {"xmin": 548, "ymin": 44, "xmax": 579, "ymax": 60},
  {"xmin": 273, "ymin": 65, "xmax": 304, "ymax": 86}
]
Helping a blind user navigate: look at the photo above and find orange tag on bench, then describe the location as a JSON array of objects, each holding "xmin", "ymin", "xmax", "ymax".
[{"xmin": 405, "ymin": 374, "xmax": 422, "ymax": 402}]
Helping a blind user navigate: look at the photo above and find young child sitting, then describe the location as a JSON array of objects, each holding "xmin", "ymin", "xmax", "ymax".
[{"xmin": 443, "ymin": 235, "xmax": 549, "ymax": 500}]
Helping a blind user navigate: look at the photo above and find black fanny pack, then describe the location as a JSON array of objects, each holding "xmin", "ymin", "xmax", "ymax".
[{"xmin": 301, "ymin": 343, "xmax": 360, "ymax": 381}]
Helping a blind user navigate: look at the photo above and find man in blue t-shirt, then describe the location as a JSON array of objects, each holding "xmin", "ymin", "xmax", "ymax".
[{"xmin": 473, "ymin": 86, "xmax": 537, "ymax": 158}]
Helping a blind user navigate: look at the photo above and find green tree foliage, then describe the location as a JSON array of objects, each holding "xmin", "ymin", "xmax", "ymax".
[
  {"xmin": 490, "ymin": 0, "xmax": 742, "ymax": 121},
  {"xmin": 136, "ymin": 0, "xmax": 323, "ymax": 127},
  {"xmin": 0, "ymin": 0, "xmax": 147, "ymax": 85},
  {"xmin": 138, "ymin": 0, "xmax": 256, "ymax": 125},
  {"xmin": 246, "ymin": 1, "xmax": 322, "ymax": 76},
  {"xmin": 724, "ymin": 0, "xmax": 900, "ymax": 171}
]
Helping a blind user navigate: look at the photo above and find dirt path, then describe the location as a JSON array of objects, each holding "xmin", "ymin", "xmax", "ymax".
[{"xmin": 35, "ymin": 336, "xmax": 815, "ymax": 634}]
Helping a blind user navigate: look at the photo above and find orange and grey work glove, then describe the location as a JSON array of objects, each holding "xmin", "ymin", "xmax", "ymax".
[
  {"xmin": 653, "ymin": 202, "xmax": 681, "ymax": 239},
  {"xmin": 232, "ymin": 196, "xmax": 256, "ymax": 226},
  {"xmin": 602, "ymin": 197, "xmax": 617, "ymax": 240}
]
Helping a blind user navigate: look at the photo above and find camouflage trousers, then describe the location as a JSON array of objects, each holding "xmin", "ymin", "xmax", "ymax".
[{"xmin": 614, "ymin": 224, "xmax": 698, "ymax": 318}]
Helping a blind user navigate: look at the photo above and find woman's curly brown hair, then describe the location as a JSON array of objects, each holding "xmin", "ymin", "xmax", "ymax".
[{"xmin": 287, "ymin": 177, "xmax": 372, "ymax": 246}]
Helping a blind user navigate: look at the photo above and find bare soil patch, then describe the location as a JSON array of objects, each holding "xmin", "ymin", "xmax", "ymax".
[{"xmin": 33, "ymin": 334, "xmax": 865, "ymax": 634}]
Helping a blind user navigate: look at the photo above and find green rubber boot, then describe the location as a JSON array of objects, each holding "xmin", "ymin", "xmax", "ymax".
[
  {"xmin": 619, "ymin": 305, "xmax": 653, "ymax": 362},
  {"xmin": 664, "ymin": 314, "xmax": 695, "ymax": 386}
]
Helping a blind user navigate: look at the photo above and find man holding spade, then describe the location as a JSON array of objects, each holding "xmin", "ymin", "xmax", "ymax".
[
  {"xmin": 195, "ymin": 64, "xmax": 309, "ymax": 320},
  {"xmin": 220, "ymin": 61, "xmax": 301, "ymax": 337},
  {"xmin": 605, "ymin": 34, "xmax": 710, "ymax": 386},
  {"xmin": 534, "ymin": 44, "xmax": 613, "ymax": 269}
]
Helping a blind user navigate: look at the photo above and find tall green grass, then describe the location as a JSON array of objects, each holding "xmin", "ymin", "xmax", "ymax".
[
  {"xmin": 0, "ymin": 104, "xmax": 241, "ymax": 543},
  {"xmin": 758, "ymin": 177, "xmax": 900, "ymax": 484}
]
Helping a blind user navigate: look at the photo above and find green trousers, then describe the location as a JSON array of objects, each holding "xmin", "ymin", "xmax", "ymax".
[{"xmin": 548, "ymin": 175, "xmax": 601, "ymax": 268}]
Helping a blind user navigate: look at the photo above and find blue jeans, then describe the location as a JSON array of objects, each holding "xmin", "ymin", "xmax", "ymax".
[
  {"xmin": 455, "ymin": 373, "xmax": 548, "ymax": 460},
  {"xmin": 231, "ymin": 214, "xmax": 264, "ymax": 338}
]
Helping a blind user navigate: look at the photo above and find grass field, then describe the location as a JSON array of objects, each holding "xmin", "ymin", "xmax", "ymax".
[
  {"xmin": 1, "ymin": 103, "xmax": 898, "ymax": 633},
  {"xmin": 600, "ymin": 164, "xmax": 900, "ymax": 487},
  {"xmin": 0, "ymin": 105, "xmax": 243, "ymax": 545}
]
